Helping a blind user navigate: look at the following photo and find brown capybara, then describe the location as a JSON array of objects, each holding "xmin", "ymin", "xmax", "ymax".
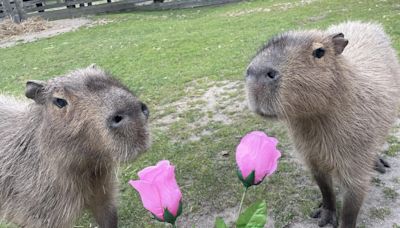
[
  {"xmin": 0, "ymin": 65, "xmax": 150, "ymax": 228},
  {"xmin": 245, "ymin": 21, "xmax": 400, "ymax": 228}
]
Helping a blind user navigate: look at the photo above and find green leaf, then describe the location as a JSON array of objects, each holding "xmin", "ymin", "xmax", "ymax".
[
  {"xmin": 236, "ymin": 201, "xmax": 267, "ymax": 228},
  {"xmin": 214, "ymin": 217, "xmax": 228, "ymax": 228},
  {"xmin": 176, "ymin": 200, "xmax": 183, "ymax": 217},
  {"xmin": 237, "ymin": 169, "xmax": 255, "ymax": 188},
  {"xmin": 163, "ymin": 208, "xmax": 177, "ymax": 225}
]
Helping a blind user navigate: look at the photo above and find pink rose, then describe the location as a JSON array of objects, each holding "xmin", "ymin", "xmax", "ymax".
[
  {"xmin": 236, "ymin": 131, "xmax": 281, "ymax": 187},
  {"xmin": 129, "ymin": 160, "xmax": 182, "ymax": 224}
]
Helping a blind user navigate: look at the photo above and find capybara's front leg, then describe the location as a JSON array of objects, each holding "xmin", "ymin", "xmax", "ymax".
[
  {"xmin": 310, "ymin": 168, "xmax": 338, "ymax": 227},
  {"xmin": 89, "ymin": 188, "xmax": 118, "ymax": 228},
  {"xmin": 340, "ymin": 187, "xmax": 366, "ymax": 228}
]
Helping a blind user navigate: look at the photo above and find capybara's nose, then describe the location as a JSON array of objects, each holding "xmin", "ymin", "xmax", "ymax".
[
  {"xmin": 109, "ymin": 114, "xmax": 126, "ymax": 129},
  {"xmin": 140, "ymin": 102, "xmax": 149, "ymax": 119},
  {"xmin": 246, "ymin": 66, "xmax": 280, "ymax": 84}
]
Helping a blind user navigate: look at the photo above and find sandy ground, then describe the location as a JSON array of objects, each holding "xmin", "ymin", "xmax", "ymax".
[
  {"xmin": 0, "ymin": 18, "xmax": 92, "ymax": 48},
  {"xmin": 153, "ymin": 80, "xmax": 247, "ymax": 142}
]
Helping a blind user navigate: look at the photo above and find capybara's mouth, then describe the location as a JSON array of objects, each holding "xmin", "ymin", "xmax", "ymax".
[{"xmin": 255, "ymin": 107, "xmax": 278, "ymax": 119}]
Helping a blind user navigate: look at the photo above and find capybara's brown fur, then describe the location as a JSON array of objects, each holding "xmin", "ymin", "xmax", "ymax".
[
  {"xmin": 0, "ymin": 65, "xmax": 150, "ymax": 228},
  {"xmin": 245, "ymin": 21, "xmax": 400, "ymax": 228}
]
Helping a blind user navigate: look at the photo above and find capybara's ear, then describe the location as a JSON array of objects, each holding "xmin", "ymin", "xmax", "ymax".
[
  {"xmin": 25, "ymin": 80, "xmax": 46, "ymax": 104},
  {"xmin": 331, "ymin": 33, "xmax": 348, "ymax": 55},
  {"xmin": 88, "ymin": 63, "xmax": 99, "ymax": 69}
]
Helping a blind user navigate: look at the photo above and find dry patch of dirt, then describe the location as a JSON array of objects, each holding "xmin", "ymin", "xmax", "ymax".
[
  {"xmin": 224, "ymin": 7, "xmax": 272, "ymax": 17},
  {"xmin": 152, "ymin": 79, "xmax": 247, "ymax": 139},
  {"xmin": 0, "ymin": 17, "xmax": 92, "ymax": 48},
  {"xmin": 0, "ymin": 17, "xmax": 50, "ymax": 39},
  {"xmin": 222, "ymin": 0, "xmax": 317, "ymax": 17}
]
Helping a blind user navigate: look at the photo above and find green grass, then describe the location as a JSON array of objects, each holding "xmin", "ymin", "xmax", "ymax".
[
  {"xmin": 369, "ymin": 207, "xmax": 392, "ymax": 220},
  {"xmin": 383, "ymin": 187, "xmax": 399, "ymax": 200},
  {"xmin": 1, "ymin": 0, "xmax": 400, "ymax": 227},
  {"xmin": 387, "ymin": 135, "xmax": 400, "ymax": 157}
]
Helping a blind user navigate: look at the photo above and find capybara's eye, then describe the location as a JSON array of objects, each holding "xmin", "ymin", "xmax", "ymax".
[
  {"xmin": 53, "ymin": 98, "xmax": 68, "ymax": 108},
  {"xmin": 313, "ymin": 48, "xmax": 325, "ymax": 58}
]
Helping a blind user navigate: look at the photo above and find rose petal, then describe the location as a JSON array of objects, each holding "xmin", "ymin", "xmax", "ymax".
[
  {"xmin": 254, "ymin": 146, "xmax": 281, "ymax": 182},
  {"xmin": 236, "ymin": 131, "xmax": 281, "ymax": 184},
  {"xmin": 236, "ymin": 141, "xmax": 256, "ymax": 180},
  {"xmin": 155, "ymin": 165, "xmax": 182, "ymax": 216},
  {"xmin": 138, "ymin": 160, "xmax": 170, "ymax": 181},
  {"xmin": 129, "ymin": 180, "xmax": 164, "ymax": 220}
]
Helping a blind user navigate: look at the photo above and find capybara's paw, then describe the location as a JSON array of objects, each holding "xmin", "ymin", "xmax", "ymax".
[
  {"xmin": 374, "ymin": 156, "xmax": 390, "ymax": 174},
  {"xmin": 311, "ymin": 207, "xmax": 338, "ymax": 228}
]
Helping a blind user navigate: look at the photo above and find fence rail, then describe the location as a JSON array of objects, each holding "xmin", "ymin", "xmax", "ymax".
[
  {"xmin": 23, "ymin": 0, "xmax": 105, "ymax": 13},
  {"xmin": 0, "ymin": 0, "xmax": 241, "ymax": 22}
]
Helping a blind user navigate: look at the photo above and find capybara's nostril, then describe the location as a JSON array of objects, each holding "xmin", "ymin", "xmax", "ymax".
[
  {"xmin": 246, "ymin": 68, "xmax": 253, "ymax": 78},
  {"xmin": 141, "ymin": 102, "xmax": 149, "ymax": 118}
]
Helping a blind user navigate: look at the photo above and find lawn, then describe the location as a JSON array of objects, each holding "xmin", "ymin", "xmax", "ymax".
[{"xmin": 0, "ymin": 0, "xmax": 399, "ymax": 227}]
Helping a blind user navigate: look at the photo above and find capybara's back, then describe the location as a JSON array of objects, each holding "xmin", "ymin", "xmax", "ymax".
[{"xmin": 328, "ymin": 21, "xmax": 400, "ymax": 98}]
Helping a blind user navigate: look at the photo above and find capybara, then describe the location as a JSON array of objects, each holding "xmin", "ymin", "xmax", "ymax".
[
  {"xmin": 245, "ymin": 21, "xmax": 400, "ymax": 228},
  {"xmin": 0, "ymin": 65, "xmax": 150, "ymax": 228}
]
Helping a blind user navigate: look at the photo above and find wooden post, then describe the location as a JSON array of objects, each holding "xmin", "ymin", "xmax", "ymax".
[
  {"xmin": 14, "ymin": 0, "xmax": 27, "ymax": 21},
  {"xmin": 36, "ymin": 1, "xmax": 44, "ymax": 13},
  {"xmin": 2, "ymin": 0, "xmax": 20, "ymax": 23},
  {"xmin": 65, "ymin": 0, "xmax": 76, "ymax": 8}
]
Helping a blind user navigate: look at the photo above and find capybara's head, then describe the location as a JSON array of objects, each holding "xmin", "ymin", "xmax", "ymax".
[
  {"xmin": 25, "ymin": 65, "xmax": 150, "ymax": 163},
  {"xmin": 245, "ymin": 31, "xmax": 349, "ymax": 119}
]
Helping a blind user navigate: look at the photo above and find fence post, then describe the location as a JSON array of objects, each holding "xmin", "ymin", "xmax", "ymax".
[
  {"xmin": 65, "ymin": 0, "xmax": 76, "ymax": 8},
  {"xmin": 2, "ymin": 0, "xmax": 20, "ymax": 23},
  {"xmin": 14, "ymin": 0, "xmax": 27, "ymax": 21}
]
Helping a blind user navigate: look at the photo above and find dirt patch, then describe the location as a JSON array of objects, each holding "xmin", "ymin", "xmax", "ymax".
[
  {"xmin": 177, "ymin": 206, "xmax": 239, "ymax": 227},
  {"xmin": 221, "ymin": 0, "xmax": 317, "ymax": 17},
  {"xmin": 224, "ymin": 7, "xmax": 272, "ymax": 17},
  {"xmin": 152, "ymin": 79, "xmax": 247, "ymax": 141},
  {"xmin": 0, "ymin": 17, "xmax": 92, "ymax": 48},
  {"xmin": 0, "ymin": 17, "xmax": 50, "ymax": 39}
]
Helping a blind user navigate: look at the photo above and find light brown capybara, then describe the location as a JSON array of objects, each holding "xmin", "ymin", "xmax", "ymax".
[{"xmin": 245, "ymin": 21, "xmax": 400, "ymax": 228}]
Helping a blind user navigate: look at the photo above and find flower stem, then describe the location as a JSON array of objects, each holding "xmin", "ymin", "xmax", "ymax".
[{"xmin": 237, "ymin": 187, "xmax": 248, "ymax": 218}]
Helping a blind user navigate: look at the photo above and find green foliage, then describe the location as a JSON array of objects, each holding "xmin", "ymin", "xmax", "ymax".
[
  {"xmin": 383, "ymin": 187, "xmax": 399, "ymax": 200},
  {"xmin": 236, "ymin": 201, "xmax": 267, "ymax": 228},
  {"xmin": 369, "ymin": 207, "xmax": 391, "ymax": 220},
  {"xmin": 214, "ymin": 217, "xmax": 228, "ymax": 228},
  {"xmin": 163, "ymin": 208, "xmax": 177, "ymax": 225},
  {"xmin": 237, "ymin": 170, "xmax": 255, "ymax": 188},
  {"xmin": 386, "ymin": 135, "xmax": 400, "ymax": 157}
]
